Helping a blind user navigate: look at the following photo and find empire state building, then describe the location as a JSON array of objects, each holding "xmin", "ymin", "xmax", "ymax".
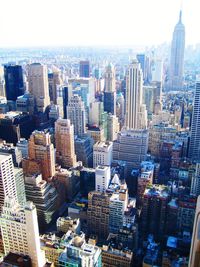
[{"xmin": 169, "ymin": 11, "xmax": 185, "ymax": 91}]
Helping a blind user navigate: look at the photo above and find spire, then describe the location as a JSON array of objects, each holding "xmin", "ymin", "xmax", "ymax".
[{"xmin": 179, "ymin": 10, "xmax": 182, "ymax": 23}]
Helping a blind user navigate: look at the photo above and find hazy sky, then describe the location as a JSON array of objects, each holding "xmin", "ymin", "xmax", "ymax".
[{"xmin": 0, "ymin": 0, "xmax": 199, "ymax": 47}]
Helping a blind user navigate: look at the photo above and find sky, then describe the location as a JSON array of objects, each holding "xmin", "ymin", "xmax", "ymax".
[{"xmin": 0, "ymin": 0, "xmax": 199, "ymax": 47}]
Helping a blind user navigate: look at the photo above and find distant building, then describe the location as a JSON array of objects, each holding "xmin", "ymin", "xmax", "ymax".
[
  {"xmin": 79, "ymin": 60, "xmax": 90, "ymax": 78},
  {"xmin": 169, "ymin": 11, "xmax": 185, "ymax": 90},
  {"xmin": 4, "ymin": 65, "xmax": 24, "ymax": 101}
]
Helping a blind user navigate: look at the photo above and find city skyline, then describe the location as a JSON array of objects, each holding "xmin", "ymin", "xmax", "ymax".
[{"xmin": 0, "ymin": 0, "xmax": 199, "ymax": 47}]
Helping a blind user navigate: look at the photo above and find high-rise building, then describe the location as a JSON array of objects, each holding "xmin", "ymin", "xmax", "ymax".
[
  {"xmin": 190, "ymin": 163, "xmax": 200, "ymax": 196},
  {"xmin": 23, "ymin": 130, "xmax": 55, "ymax": 181},
  {"xmin": 95, "ymin": 165, "xmax": 111, "ymax": 192},
  {"xmin": 67, "ymin": 94, "xmax": 86, "ymax": 136},
  {"xmin": 87, "ymin": 191, "xmax": 110, "ymax": 239},
  {"xmin": 55, "ymin": 119, "xmax": 77, "ymax": 168},
  {"xmin": 125, "ymin": 60, "xmax": 147, "ymax": 129},
  {"xmin": 189, "ymin": 195, "xmax": 200, "ymax": 267},
  {"xmin": 169, "ymin": 11, "xmax": 185, "ymax": 91},
  {"xmin": 27, "ymin": 63, "xmax": 50, "ymax": 112},
  {"xmin": 75, "ymin": 135, "xmax": 94, "ymax": 167},
  {"xmin": 189, "ymin": 80, "xmax": 200, "ymax": 160},
  {"xmin": 48, "ymin": 66, "xmax": 63, "ymax": 104},
  {"xmin": 104, "ymin": 64, "xmax": 116, "ymax": 115},
  {"xmin": 24, "ymin": 174, "xmax": 58, "ymax": 230},
  {"xmin": 79, "ymin": 60, "xmax": 90, "ymax": 78},
  {"xmin": 107, "ymin": 114, "xmax": 120, "ymax": 141},
  {"xmin": 93, "ymin": 141, "xmax": 113, "ymax": 168},
  {"xmin": 113, "ymin": 128, "xmax": 149, "ymax": 174},
  {"xmin": 0, "ymin": 154, "xmax": 18, "ymax": 211},
  {"xmin": 4, "ymin": 65, "xmax": 24, "ymax": 101},
  {"xmin": 0, "ymin": 197, "xmax": 46, "ymax": 267}
]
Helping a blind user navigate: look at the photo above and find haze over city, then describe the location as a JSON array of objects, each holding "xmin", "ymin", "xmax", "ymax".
[{"xmin": 0, "ymin": 0, "xmax": 199, "ymax": 47}]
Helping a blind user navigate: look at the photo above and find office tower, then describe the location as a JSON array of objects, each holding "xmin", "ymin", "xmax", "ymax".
[
  {"xmin": 56, "ymin": 85, "xmax": 72, "ymax": 119},
  {"xmin": 190, "ymin": 163, "xmax": 200, "ymax": 196},
  {"xmin": 0, "ymin": 197, "xmax": 46, "ymax": 267},
  {"xmin": 136, "ymin": 54, "xmax": 147, "ymax": 81},
  {"xmin": 141, "ymin": 185, "xmax": 169, "ymax": 240},
  {"xmin": 14, "ymin": 168, "xmax": 26, "ymax": 206},
  {"xmin": 104, "ymin": 64, "xmax": 116, "ymax": 115},
  {"xmin": 109, "ymin": 185, "xmax": 128, "ymax": 233},
  {"xmin": 189, "ymin": 195, "xmax": 200, "ymax": 267},
  {"xmin": 113, "ymin": 128, "xmax": 149, "ymax": 174},
  {"xmin": 48, "ymin": 66, "xmax": 63, "ymax": 104},
  {"xmin": 59, "ymin": 233, "xmax": 101, "ymax": 267},
  {"xmin": 48, "ymin": 103, "xmax": 59, "ymax": 121},
  {"xmin": 16, "ymin": 93, "xmax": 35, "ymax": 114},
  {"xmin": 27, "ymin": 63, "xmax": 50, "ymax": 112},
  {"xmin": 0, "ymin": 66, "xmax": 5, "ymax": 97},
  {"xmin": 189, "ymin": 80, "xmax": 200, "ymax": 160},
  {"xmin": 169, "ymin": 10, "xmax": 185, "ymax": 91},
  {"xmin": 67, "ymin": 94, "xmax": 86, "ymax": 136},
  {"xmin": 79, "ymin": 60, "xmax": 90, "ymax": 78},
  {"xmin": 4, "ymin": 65, "xmax": 24, "ymax": 101},
  {"xmin": 93, "ymin": 141, "xmax": 113, "ymax": 168},
  {"xmin": 0, "ymin": 154, "xmax": 18, "ymax": 211},
  {"xmin": 75, "ymin": 135, "xmax": 94, "ymax": 167},
  {"xmin": 55, "ymin": 119, "xmax": 77, "ymax": 168},
  {"xmin": 95, "ymin": 165, "xmax": 111, "ymax": 192},
  {"xmin": 87, "ymin": 126, "xmax": 105, "ymax": 143},
  {"xmin": 107, "ymin": 114, "xmax": 120, "ymax": 141},
  {"xmin": 125, "ymin": 60, "xmax": 147, "ymax": 129},
  {"xmin": 23, "ymin": 130, "xmax": 55, "ymax": 181},
  {"xmin": 24, "ymin": 174, "xmax": 57, "ymax": 230},
  {"xmin": 87, "ymin": 191, "xmax": 110, "ymax": 239},
  {"xmin": 143, "ymin": 85, "xmax": 158, "ymax": 114}
]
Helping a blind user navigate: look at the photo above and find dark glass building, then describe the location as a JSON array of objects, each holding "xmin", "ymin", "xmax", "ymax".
[
  {"xmin": 104, "ymin": 91, "xmax": 116, "ymax": 115},
  {"xmin": 79, "ymin": 60, "xmax": 90, "ymax": 78},
  {"xmin": 4, "ymin": 65, "xmax": 24, "ymax": 101}
]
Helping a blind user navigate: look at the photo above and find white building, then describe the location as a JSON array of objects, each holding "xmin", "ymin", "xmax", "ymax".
[
  {"xmin": 95, "ymin": 165, "xmax": 111, "ymax": 192},
  {"xmin": 0, "ymin": 197, "xmax": 46, "ymax": 267},
  {"xmin": 125, "ymin": 60, "xmax": 147, "ymax": 129},
  {"xmin": 0, "ymin": 154, "xmax": 18, "ymax": 211},
  {"xmin": 67, "ymin": 94, "xmax": 86, "ymax": 136},
  {"xmin": 190, "ymin": 163, "xmax": 200, "ymax": 196},
  {"xmin": 107, "ymin": 114, "xmax": 120, "ymax": 141},
  {"xmin": 93, "ymin": 141, "xmax": 113, "ymax": 168}
]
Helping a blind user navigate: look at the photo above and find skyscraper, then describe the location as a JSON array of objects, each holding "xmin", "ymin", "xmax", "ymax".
[
  {"xmin": 125, "ymin": 60, "xmax": 147, "ymax": 129},
  {"xmin": 189, "ymin": 80, "xmax": 200, "ymax": 160},
  {"xmin": 67, "ymin": 94, "xmax": 86, "ymax": 136},
  {"xmin": 4, "ymin": 65, "xmax": 24, "ymax": 101},
  {"xmin": 27, "ymin": 63, "xmax": 50, "ymax": 112},
  {"xmin": 79, "ymin": 60, "xmax": 90, "ymax": 78},
  {"xmin": 104, "ymin": 64, "xmax": 116, "ymax": 115},
  {"xmin": 23, "ymin": 130, "xmax": 55, "ymax": 181},
  {"xmin": 0, "ymin": 197, "xmax": 46, "ymax": 267},
  {"xmin": 169, "ymin": 10, "xmax": 185, "ymax": 91},
  {"xmin": 0, "ymin": 154, "xmax": 18, "ymax": 211},
  {"xmin": 0, "ymin": 66, "xmax": 5, "ymax": 97},
  {"xmin": 55, "ymin": 119, "xmax": 77, "ymax": 168}
]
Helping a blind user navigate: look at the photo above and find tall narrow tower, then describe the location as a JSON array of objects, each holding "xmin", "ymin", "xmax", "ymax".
[
  {"xmin": 125, "ymin": 60, "xmax": 147, "ymax": 129},
  {"xmin": 104, "ymin": 64, "xmax": 116, "ymax": 115},
  {"xmin": 55, "ymin": 119, "xmax": 77, "ymax": 168},
  {"xmin": 188, "ymin": 80, "xmax": 200, "ymax": 160},
  {"xmin": 27, "ymin": 63, "xmax": 50, "ymax": 112},
  {"xmin": 169, "ymin": 10, "xmax": 185, "ymax": 91}
]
